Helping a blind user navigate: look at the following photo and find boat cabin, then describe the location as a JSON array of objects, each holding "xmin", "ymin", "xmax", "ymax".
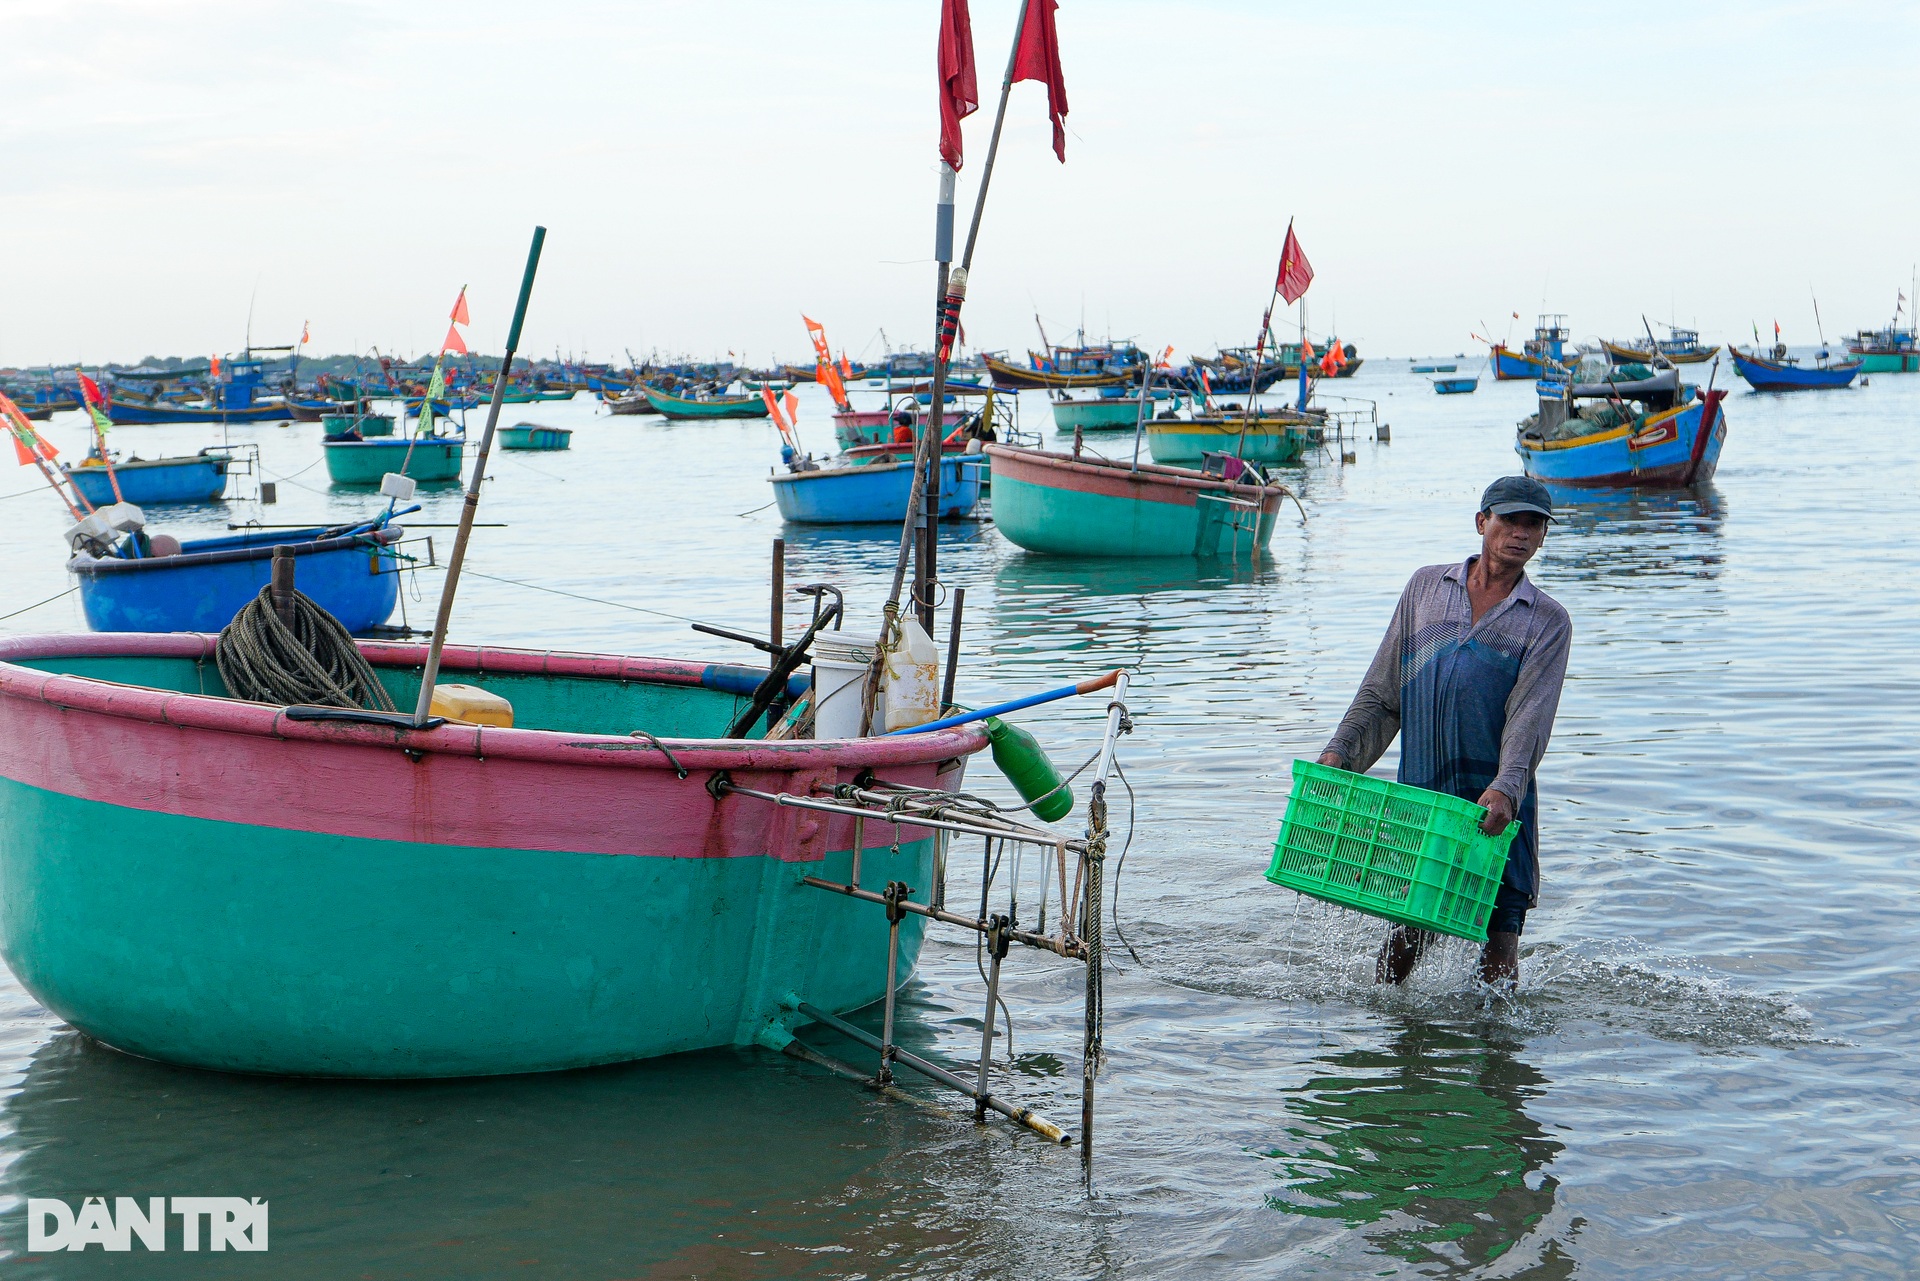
[{"xmin": 1523, "ymin": 315, "xmax": 1571, "ymax": 363}]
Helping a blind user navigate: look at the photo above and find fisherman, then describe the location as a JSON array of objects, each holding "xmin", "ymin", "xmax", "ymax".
[{"xmin": 1317, "ymin": 476, "xmax": 1571, "ymax": 987}]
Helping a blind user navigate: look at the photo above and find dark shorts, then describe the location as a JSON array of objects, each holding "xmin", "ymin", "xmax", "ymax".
[{"xmin": 1487, "ymin": 881, "xmax": 1530, "ymax": 936}]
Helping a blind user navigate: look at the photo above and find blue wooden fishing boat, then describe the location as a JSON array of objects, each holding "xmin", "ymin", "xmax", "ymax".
[
  {"xmin": 65, "ymin": 453, "xmax": 230, "ymax": 506},
  {"xmin": 1410, "ymin": 363, "xmax": 1456, "ymax": 374},
  {"xmin": 68, "ymin": 521, "xmax": 405, "ymax": 634},
  {"xmin": 770, "ymin": 454, "xmax": 986, "ymax": 524},
  {"xmin": 105, "ymin": 355, "xmax": 293, "ymax": 424},
  {"xmin": 1515, "ymin": 368, "xmax": 1727, "ymax": 487},
  {"xmin": 1433, "ymin": 377, "xmax": 1478, "ymax": 395},
  {"xmin": 1727, "ymin": 345, "xmax": 1861, "ymax": 390},
  {"xmin": 1491, "ymin": 315, "xmax": 1571, "ymax": 380}
]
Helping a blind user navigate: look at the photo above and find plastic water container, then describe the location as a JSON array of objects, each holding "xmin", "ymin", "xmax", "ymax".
[
  {"xmin": 882, "ymin": 618, "xmax": 941, "ymax": 732},
  {"xmin": 428, "ymin": 683, "xmax": 514, "ymax": 728},
  {"xmin": 811, "ymin": 637, "xmax": 878, "ymax": 740}
]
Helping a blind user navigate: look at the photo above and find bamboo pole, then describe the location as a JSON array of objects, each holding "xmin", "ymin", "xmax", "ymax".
[
  {"xmin": 411, "ymin": 227, "xmax": 547, "ymax": 726},
  {"xmin": 865, "ymin": 0, "xmax": 1037, "ymax": 723}
]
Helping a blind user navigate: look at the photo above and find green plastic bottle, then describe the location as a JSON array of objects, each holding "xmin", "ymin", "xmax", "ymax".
[{"xmin": 985, "ymin": 716, "xmax": 1073, "ymax": 822}]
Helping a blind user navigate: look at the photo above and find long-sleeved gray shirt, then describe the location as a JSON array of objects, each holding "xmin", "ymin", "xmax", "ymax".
[{"xmin": 1323, "ymin": 558, "xmax": 1571, "ymax": 903}]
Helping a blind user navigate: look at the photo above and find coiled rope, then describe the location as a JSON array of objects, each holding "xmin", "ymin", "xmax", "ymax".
[{"xmin": 215, "ymin": 586, "xmax": 396, "ymax": 711}]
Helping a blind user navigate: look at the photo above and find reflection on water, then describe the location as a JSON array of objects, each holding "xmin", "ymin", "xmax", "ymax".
[
  {"xmin": 0, "ymin": 1032, "xmax": 965, "ymax": 1278},
  {"xmin": 1261, "ymin": 1023, "xmax": 1569, "ymax": 1275},
  {"xmin": 1537, "ymin": 482, "xmax": 1726, "ymax": 583}
]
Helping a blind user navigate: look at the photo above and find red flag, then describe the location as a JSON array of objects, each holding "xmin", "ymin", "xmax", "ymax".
[
  {"xmin": 1012, "ymin": 0, "xmax": 1068, "ymax": 162},
  {"xmin": 939, "ymin": 0, "xmax": 978, "ymax": 170},
  {"xmin": 450, "ymin": 288, "xmax": 471, "ymax": 326},
  {"xmin": 301, "ymin": 321, "xmax": 310, "ymax": 345},
  {"xmin": 443, "ymin": 323, "xmax": 468, "ymax": 355},
  {"xmin": 76, "ymin": 372, "xmax": 108, "ymax": 409},
  {"xmin": 1275, "ymin": 221, "xmax": 1313, "ymax": 304}
]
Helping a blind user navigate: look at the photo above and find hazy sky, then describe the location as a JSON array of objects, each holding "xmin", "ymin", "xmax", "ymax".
[{"xmin": 5, "ymin": 0, "xmax": 1916, "ymax": 366}]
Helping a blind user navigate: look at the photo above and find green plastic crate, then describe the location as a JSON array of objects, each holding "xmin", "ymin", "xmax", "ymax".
[{"xmin": 1263, "ymin": 760, "xmax": 1520, "ymax": 942}]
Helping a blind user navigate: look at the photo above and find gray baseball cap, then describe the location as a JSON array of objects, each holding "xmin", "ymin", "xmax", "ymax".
[{"xmin": 1480, "ymin": 475, "xmax": 1557, "ymax": 522}]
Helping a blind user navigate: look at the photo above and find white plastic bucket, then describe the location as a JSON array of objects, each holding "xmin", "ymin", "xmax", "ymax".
[{"xmin": 811, "ymin": 637, "xmax": 880, "ymax": 740}]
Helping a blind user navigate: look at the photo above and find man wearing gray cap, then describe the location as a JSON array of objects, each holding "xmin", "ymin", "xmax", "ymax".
[{"xmin": 1318, "ymin": 476, "xmax": 1571, "ymax": 986}]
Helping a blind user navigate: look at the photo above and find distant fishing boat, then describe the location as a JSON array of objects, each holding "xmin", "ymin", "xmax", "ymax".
[
  {"xmin": 605, "ymin": 390, "xmax": 660, "ymax": 416},
  {"xmin": 1602, "ymin": 325, "xmax": 1718, "ymax": 366},
  {"xmin": 1515, "ymin": 367, "xmax": 1728, "ymax": 487},
  {"xmin": 986, "ymin": 444, "xmax": 1291, "ymax": 558},
  {"xmin": 1143, "ymin": 410, "xmax": 1314, "ymax": 466},
  {"xmin": 67, "ymin": 521, "xmax": 405, "ymax": 633},
  {"xmin": 1048, "ymin": 390, "xmax": 1175, "ymax": 432},
  {"xmin": 498, "ymin": 423, "xmax": 572, "ymax": 451},
  {"xmin": 105, "ymin": 354, "xmax": 293, "ymax": 424},
  {"xmin": 1491, "ymin": 314, "xmax": 1571, "ymax": 380},
  {"xmin": 64, "ymin": 452, "xmax": 232, "ymax": 506},
  {"xmin": 1727, "ymin": 345, "xmax": 1861, "ymax": 390},
  {"xmin": 492, "ymin": 389, "xmax": 575, "ymax": 404},
  {"xmin": 770, "ymin": 453, "xmax": 986, "ymax": 524},
  {"xmin": 0, "ymin": 630, "xmax": 985, "ymax": 1077},
  {"xmin": 1433, "ymin": 376, "xmax": 1478, "ymax": 395},
  {"xmin": 641, "ymin": 383, "xmax": 771, "ymax": 420},
  {"xmin": 1410, "ymin": 363, "xmax": 1456, "ymax": 374},
  {"xmin": 1845, "ymin": 325, "xmax": 1920, "ymax": 372},
  {"xmin": 985, "ymin": 353, "xmax": 1134, "ymax": 391}
]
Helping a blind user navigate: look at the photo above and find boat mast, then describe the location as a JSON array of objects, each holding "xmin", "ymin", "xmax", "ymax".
[{"xmin": 887, "ymin": 0, "xmax": 1035, "ymax": 649}]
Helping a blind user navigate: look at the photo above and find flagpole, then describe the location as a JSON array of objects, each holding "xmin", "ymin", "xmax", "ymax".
[
  {"xmin": 866, "ymin": 0, "xmax": 1036, "ymax": 729},
  {"xmin": 920, "ymin": 0, "xmax": 1036, "ymax": 631},
  {"xmin": 410, "ymin": 228, "xmax": 546, "ymax": 728}
]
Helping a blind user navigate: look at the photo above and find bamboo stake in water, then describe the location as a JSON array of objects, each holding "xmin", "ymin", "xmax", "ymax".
[{"xmin": 411, "ymin": 226, "xmax": 547, "ymax": 726}]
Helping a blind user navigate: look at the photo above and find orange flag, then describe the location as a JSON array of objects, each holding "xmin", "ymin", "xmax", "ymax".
[
  {"xmin": 781, "ymin": 389, "xmax": 800, "ymax": 425},
  {"xmin": 839, "ymin": 351, "xmax": 852, "ymax": 378},
  {"xmin": 450, "ymin": 288, "xmax": 470, "ymax": 326},
  {"xmin": 2, "ymin": 395, "xmax": 57, "ymax": 466},
  {"xmin": 443, "ymin": 323, "xmax": 468, "ymax": 355}
]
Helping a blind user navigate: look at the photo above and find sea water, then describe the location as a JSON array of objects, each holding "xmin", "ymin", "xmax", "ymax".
[{"xmin": 0, "ymin": 362, "xmax": 1913, "ymax": 1277}]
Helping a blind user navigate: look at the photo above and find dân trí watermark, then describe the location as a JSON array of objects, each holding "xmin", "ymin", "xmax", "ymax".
[{"xmin": 27, "ymin": 1197, "xmax": 268, "ymax": 1252}]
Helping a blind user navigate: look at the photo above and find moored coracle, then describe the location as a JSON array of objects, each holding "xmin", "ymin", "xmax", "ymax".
[
  {"xmin": 322, "ymin": 436, "xmax": 464, "ymax": 484},
  {"xmin": 65, "ymin": 454, "xmax": 230, "ymax": 506},
  {"xmin": 68, "ymin": 524, "xmax": 403, "ymax": 633},
  {"xmin": 1144, "ymin": 415, "xmax": 1311, "ymax": 466},
  {"xmin": 985, "ymin": 444, "xmax": 1291, "ymax": 557},
  {"xmin": 0, "ymin": 632, "xmax": 988, "ymax": 1079}
]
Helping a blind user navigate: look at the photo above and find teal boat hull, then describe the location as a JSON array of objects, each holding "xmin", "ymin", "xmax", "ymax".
[
  {"xmin": 985, "ymin": 444, "xmax": 1288, "ymax": 558},
  {"xmin": 324, "ymin": 437, "xmax": 464, "ymax": 484},
  {"xmin": 0, "ymin": 636, "xmax": 984, "ymax": 1078},
  {"xmin": 1144, "ymin": 420, "xmax": 1308, "ymax": 466},
  {"xmin": 499, "ymin": 424, "xmax": 572, "ymax": 451}
]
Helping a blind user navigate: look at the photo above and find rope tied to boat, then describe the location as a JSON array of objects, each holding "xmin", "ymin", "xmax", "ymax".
[{"xmin": 216, "ymin": 585, "xmax": 397, "ymax": 712}]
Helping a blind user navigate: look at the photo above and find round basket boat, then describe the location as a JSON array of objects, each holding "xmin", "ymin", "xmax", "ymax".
[{"xmin": 0, "ymin": 633, "xmax": 985, "ymax": 1079}]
